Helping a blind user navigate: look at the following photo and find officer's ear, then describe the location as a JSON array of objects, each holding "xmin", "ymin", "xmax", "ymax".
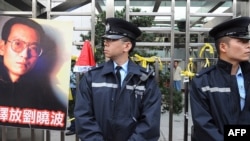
[
  {"xmin": 219, "ymin": 42, "xmax": 227, "ymax": 53},
  {"xmin": 0, "ymin": 39, "xmax": 5, "ymax": 55},
  {"xmin": 122, "ymin": 41, "xmax": 132, "ymax": 53}
]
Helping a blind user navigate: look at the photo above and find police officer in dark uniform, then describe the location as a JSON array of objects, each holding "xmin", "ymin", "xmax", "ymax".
[
  {"xmin": 190, "ymin": 17, "xmax": 250, "ymax": 141},
  {"xmin": 74, "ymin": 18, "xmax": 162, "ymax": 141}
]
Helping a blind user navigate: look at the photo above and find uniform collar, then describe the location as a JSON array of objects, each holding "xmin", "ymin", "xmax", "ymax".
[
  {"xmin": 236, "ymin": 66, "xmax": 242, "ymax": 76},
  {"xmin": 101, "ymin": 59, "xmax": 141, "ymax": 76},
  {"xmin": 217, "ymin": 59, "xmax": 250, "ymax": 74},
  {"xmin": 113, "ymin": 60, "xmax": 128, "ymax": 73}
]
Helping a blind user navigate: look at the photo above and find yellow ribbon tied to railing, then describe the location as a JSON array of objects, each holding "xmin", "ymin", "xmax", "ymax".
[
  {"xmin": 132, "ymin": 54, "xmax": 163, "ymax": 71},
  {"xmin": 204, "ymin": 58, "xmax": 210, "ymax": 68},
  {"xmin": 181, "ymin": 58, "xmax": 195, "ymax": 79},
  {"xmin": 199, "ymin": 43, "xmax": 214, "ymax": 68}
]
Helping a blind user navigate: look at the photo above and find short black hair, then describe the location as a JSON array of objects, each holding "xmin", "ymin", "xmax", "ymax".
[
  {"xmin": 120, "ymin": 37, "xmax": 136, "ymax": 53},
  {"xmin": 215, "ymin": 36, "xmax": 231, "ymax": 56},
  {"xmin": 1, "ymin": 17, "xmax": 45, "ymax": 43}
]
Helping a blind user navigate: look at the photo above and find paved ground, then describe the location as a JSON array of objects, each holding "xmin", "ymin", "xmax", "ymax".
[{"xmin": 159, "ymin": 110, "xmax": 193, "ymax": 141}]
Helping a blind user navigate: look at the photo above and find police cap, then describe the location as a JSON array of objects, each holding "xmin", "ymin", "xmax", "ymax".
[
  {"xmin": 209, "ymin": 17, "xmax": 250, "ymax": 40},
  {"xmin": 102, "ymin": 18, "xmax": 141, "ymax": 40}
]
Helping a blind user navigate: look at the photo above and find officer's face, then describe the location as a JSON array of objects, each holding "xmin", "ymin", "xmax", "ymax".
[
  {"xmin": 103, "ymin": 38, "xmax": 131, "ymax": 61},
  {"xmin": 0, "ymin": 23, "xmax": 40, "ymax": 82},
  {"xmin": 221, "ymin": 38, "xmax": 250, "ymax": 62}
]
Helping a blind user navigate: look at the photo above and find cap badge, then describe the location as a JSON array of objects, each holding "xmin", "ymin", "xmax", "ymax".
[
  {"xmin": 105, "ymin": 23, "xmax": 110, "ymax": 32},
  {"xmin": 248, "ymin": 24, "xmax": 250, "ymax": 34}
]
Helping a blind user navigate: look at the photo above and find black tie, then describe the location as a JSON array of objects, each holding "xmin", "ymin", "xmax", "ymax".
[{"xmin": 116, "ymin": 66, "xmax": 122, "ymax": 87}]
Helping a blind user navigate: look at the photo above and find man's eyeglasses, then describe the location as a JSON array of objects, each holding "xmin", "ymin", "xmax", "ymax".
[{"xmin": 7, "ymin": 39, "xmax": 43, "ymax": 57}]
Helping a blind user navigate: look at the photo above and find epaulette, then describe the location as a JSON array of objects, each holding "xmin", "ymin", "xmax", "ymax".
[
  {"xmin": 139, "ymin": 67, "xmax": 155, "ymax": 81},
  {"xmin": 195, "ymin": 65, "xmax": 216, "ymax": 78},
  {"xmin": 88, "ymin": 63, "xmax": 104, "ymax": 72}
]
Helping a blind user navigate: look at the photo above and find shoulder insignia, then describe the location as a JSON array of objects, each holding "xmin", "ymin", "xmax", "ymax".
[
  {"xmin": 139, "ymin": 67, "xmax": 155, "ymax": 81},
  {"xmin": 196, "ymin": 65, "xmax": 216, "ymax": 78},
  {"xmin": 88, "ymin": 63, "xmax": 104, "ymax": 72}
]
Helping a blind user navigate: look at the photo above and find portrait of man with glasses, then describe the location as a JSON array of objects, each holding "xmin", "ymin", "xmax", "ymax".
[
  {"xmin": 0, "ymin": 16, "xmax": 68, "ymax": 130},
  {"xmin": 0, "ymin": 17, "xmax": 44, "ymax": 83}
]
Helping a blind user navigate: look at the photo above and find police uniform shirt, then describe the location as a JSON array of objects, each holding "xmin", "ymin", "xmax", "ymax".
[
  {"xmin": 114, "ymin": 61, "xmax": 128, "ymax": 86},
  {"xmin": 236, "ymin": 67, "xmax": 246, "ymax": 110}
]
